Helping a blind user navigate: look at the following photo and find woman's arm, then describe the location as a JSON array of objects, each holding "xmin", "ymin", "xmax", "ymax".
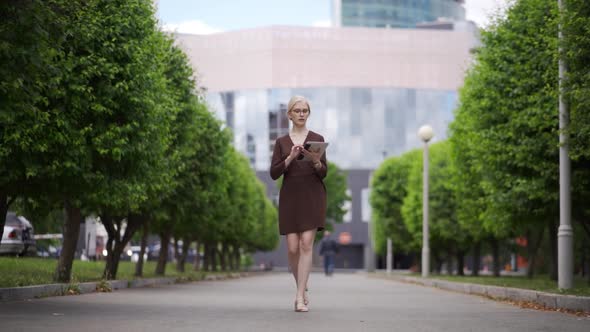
[
  {"xmin": 314, "ymin": 149, "xmax": 327, "ymax": 180},
  {"xmin": 270, "ymin": 140, "xmax": 297, "ymax": 180},
  {"xmin": 311, "ymin": 135, "xmax": 328, "ymax": 179}
]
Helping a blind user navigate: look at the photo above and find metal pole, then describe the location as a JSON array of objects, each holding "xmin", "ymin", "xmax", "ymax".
[
  {"xmin": 558, "ymin": 0, "xmax": 573, "ymax": 289},
  {"xmin": 422, "ymin": 142, "xmax": 430, "ymax": 278},
  {"xmin": 366, "ymin": 174, "xmax": 376, "ymax": 272},
  {"xmin": 386, "ymin": 238, "xmax": 392, "ymax": 275}
]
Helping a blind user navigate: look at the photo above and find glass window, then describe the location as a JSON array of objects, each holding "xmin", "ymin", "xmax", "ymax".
[
  {"xmin": 343, "ymin": 189, "xmax": 352, "ymax": 223},
  {"xmin": 208, "ymin": 86, "xmax": 457, "ymax": 170},
  {"xmin": 340, "ymin": 0, "xmax": 465, "ymax": 29},
  {"xmin": 350, "ymin": 88, "xmax": 370, "ymax": 136},
  {"xmin": 362, "ymin": 188, "xmax": 371, "ymax": 223},
  {"xmin": 220, "ymin": 92, "xmax": 234, "ymax": 129},
  {"xmin": 246, "ymin": 133, "xmax": 256, "ymax": 166}
]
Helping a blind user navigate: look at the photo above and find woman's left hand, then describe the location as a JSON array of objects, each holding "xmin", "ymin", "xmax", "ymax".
[{"xmin": 301, "ymin": 149, "xmax": 322, "ymax": 167}]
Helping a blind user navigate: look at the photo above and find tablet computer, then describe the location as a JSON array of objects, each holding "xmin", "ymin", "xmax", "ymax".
[{"xmin": 300, "ymin": 141, "xmax": 329, "ymax": 161}]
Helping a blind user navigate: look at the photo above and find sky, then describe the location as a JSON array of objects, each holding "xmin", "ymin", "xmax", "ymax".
[{"xmin": 156, "ymin": 0, "xmax": 511, "ymax": 35}]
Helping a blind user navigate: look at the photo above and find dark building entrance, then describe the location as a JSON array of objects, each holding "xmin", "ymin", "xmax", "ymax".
[
  {"xmin": 375, "ymin": 252, "xmax": 416, "ymax": 270},
  {"xmin": 335, "ymin": 244, "xmax": 364, "ymax": 269}
]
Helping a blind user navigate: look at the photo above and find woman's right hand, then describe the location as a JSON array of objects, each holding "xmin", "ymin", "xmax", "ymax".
[{"xmin": 286, "ymin": 144, "xmax": 303, "ymax": 166}]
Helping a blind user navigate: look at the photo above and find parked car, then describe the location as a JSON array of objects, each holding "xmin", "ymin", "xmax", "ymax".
[
  {"xmin": 0, "ymin": 212, "xmax": 36, "ymax": 256},
  {"xmin": 129, "ymin": 245, "xmax": 148, "ymax": 263}
]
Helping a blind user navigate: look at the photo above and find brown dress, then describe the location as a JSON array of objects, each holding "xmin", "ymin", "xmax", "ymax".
[{"xmin": 270, "ymin": 130, "xmax": 327, "ymax": 235}]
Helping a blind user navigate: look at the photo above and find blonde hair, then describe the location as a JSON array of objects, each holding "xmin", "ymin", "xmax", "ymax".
[{"xmin": 287, "ymin": 95, "xmax": 311, "ymax": 113}]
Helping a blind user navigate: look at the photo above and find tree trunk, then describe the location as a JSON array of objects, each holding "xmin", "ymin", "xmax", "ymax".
[
  {"xmin": 472, "ymin": 241, "xmax": 481, "ymax": 276},
  {"xmin": 446, "ymin": 249, "xmax": 454, "ymax": 275},
  {"xmin": 434, "ymin": 252, "xmax": 443, "ymax": 274},
  {"xmin": 456, "ymin": 250, "xmax": 465, "ymax": 276},
  {"xmin": 574, "ymin": 244, "xmax": 586, "ymax": 278},
  {"xmin": 108, "ymin": 241, "xmax": 126, "ymax": 279},
  {"xmin": 203, "ymin": 243, "xmax": 211, "ymax": 271},
  {"xmin": 102, "ymin": 214, "xmax": 142, "ymax": 280},
  {"xmin": 220, "ymin": 243, "xmax": 228, "ymax": 271},
  {"xmin": 574, "ymin": 219, "xmax": 590, "ymax": 284},
  {"xmin": 526, "ymin": 227, "xmax": 545, "ymax": 278},
  {"xmin": 155, "ymin": 230, "xmax": 171, "ymax": 275},
  {"xmin": 526, "ymin": 230, "xmax": 534, "ymax": 278},
  {"xmin": 193, "ymin": 241, "xmax": 201, "ymax": 271},
  {"xmin": 204, "ymin": 242, "xmax": 212, "ymax": 271},
  {"xmin": 210, "ymin": 243, "xmax": 218, "ymax": 272},
  {"xmin": 490, "ymin": 237, "xmax": 501, "ymax": 277},
  {"xmin": 577, "ymin": 218, "xmax": 590, "ymax": 240},
  {"xmin": 0, "ymin": 192, "xmax": 13, "ymax": 244},
  {"xmin": 135, "ymin": 221, "xmax": 149, "ymax": 277},
  {"xmin": 548, "ymin": 218, "xmax": 558, "ymax": 281},
  {"xmin": 54, "ymin": 200, "xmax": 82, "ymax": 283},
  {"xmin": 102, "ymin": 215, "xmax": 116, "ymax": 279},
  {"xmin": 228, "ymin": 245, "xmax": 235, "ymax": 271},
  {"xmin": 176, "ymin": 238, "xmax": 190, "ymax": 273},
  {"xmin": 173, "ymin": 238, "xmax": 180, "ymax": 264},
  {"xmin": 233, "ymin": 245, "xmax": 241, "ymax": 271}
]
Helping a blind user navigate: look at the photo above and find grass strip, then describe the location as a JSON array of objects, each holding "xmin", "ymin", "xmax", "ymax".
[
  {"xmin": 425, "ymin": 274, "xmax": 590, "ymax": 297},
  {"xmin": 0, "ymin": 257, "xmax": 234, "ymax": 288}
]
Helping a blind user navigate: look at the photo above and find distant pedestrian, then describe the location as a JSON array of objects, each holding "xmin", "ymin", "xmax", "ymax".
[
  {"xmin": 319, "ymin": 231, "xmax": 339, "ymax": 276},
  {"xmin": 270, "ymin": 95, "xmax": 328, "ymax": 313}
]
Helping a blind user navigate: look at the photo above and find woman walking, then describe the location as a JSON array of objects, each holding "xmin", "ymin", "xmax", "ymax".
[{"xmin": 270, "ymin": 95, "xmax": 328, "ymax": 313}]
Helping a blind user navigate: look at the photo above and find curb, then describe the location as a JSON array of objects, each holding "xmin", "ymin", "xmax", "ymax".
[
  {"xmin": 379, "ymin": 274, "xmax": 590, "ymax": 312},
  {"xmin": 0, "ymin": 272, "xmax": 257, "ymax": 303}
]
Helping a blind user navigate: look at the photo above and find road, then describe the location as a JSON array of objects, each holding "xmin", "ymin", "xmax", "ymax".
[{"xmin": 1, "ymin": 272, "xmax": 588, "ymax": 331}]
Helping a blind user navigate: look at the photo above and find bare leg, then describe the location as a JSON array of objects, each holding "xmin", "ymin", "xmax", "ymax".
[
  {"xmin": 286, "ymin": 233, "xmax": 300, "ymax": 288},
  {"xmin": 296, "ymin": 229, "xmax": 316, "ymax": 302}
]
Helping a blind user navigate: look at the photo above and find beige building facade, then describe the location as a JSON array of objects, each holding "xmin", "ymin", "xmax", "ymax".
[{"xmin": 177, "ymin": 25, "xmax": 473, "ymax": 92}]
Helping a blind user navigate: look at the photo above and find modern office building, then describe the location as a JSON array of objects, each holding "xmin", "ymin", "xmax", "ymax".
[
  {"xmin": 333, "ymin": 0, "xmax": 465, "ymax": 29},
  {"xmin": 175, "ymin": 24, "xmax": 476, "ymax": 269}
]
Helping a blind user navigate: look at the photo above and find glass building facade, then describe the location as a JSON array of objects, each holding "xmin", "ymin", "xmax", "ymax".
[
  {"xmin": 208, "ymin": 86, "xmax": 457, "ymax": 269},
  {"xmin": 336, "ymin": 0, "xmax": 466, "ymax": 29},
  {"xmin": 208, "ymin": 87, "xmax": 456, "ymax": 171}
]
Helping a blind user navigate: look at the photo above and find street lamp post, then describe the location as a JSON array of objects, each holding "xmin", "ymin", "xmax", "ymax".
[
  {"xmin": 418, "ymin": 125, "xmax": 434, "ymax": 278},
  {"xmin": 558, "ymin": 0, "xmax": 573, "ymax": 289},
  {"xmin": 386, "ymin": 238, "xmax": 393, "ymax": 275},
  {"xmin": 383, "ymin": 149, "xmax": 393, "ymax": 275}
]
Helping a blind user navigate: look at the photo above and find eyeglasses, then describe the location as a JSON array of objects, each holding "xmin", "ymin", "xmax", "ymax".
[{"xmin": 290, "ymin": 108, "xmax": 309, "ymax": 115}]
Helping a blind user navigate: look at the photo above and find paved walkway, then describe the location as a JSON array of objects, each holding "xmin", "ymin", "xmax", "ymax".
[{"xmin": 1, "ymin": 272, "xmax": 588, "ymax": 331}]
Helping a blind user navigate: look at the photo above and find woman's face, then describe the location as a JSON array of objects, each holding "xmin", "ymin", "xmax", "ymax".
[{"xmin": 289, "ymin": 101, "xmax": 310, "ymax": 127}]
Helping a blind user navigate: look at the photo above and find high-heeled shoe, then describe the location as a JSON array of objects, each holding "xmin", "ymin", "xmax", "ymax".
[
  {"xmin": 294, "ymin": 298, "xmax": 309, "ymax": 312},
  {"xmin": 304, "ymin": 288, "xmax": 309, "ymax": 305}
]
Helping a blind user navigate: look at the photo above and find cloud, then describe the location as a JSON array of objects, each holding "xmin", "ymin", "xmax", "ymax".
[
  {"xmin": 312, "ymin": 20, "xmax": 332, "ymax": 28},
  {"xmin": 162, "ymin": 20, "xmax": 222, "ymax": 35}
]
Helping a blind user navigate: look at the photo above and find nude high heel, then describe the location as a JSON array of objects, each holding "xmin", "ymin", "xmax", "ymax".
[{"xmin": 294, "ymin": 298, "xmax": 309, "ymax": 312}]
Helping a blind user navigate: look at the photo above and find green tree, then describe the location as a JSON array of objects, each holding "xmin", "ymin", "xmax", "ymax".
[
  {"xmin": 222, "ymin": 150, "xmax": 278, "ymax": 268},
  {"xmin": 323, "ymin": 161, "xmax": 350, "ymax": 231},
  {"xmin": 370, "ymin": 150, "xmax": 420, "ymax": 256},
  {"xmin": 564, "ymin": 0, "xmax": 590, "ymax": 162},
  {"xmin": 449, "ymin": 60, "xmax": 514, "ymax": 277},
  {"xmin": 449, "ymin": 0, "xmax": 590, "ymax": 278},
  {"xmin": 49, "ymin": 0, "xmax": 177, "ymax": 282},
  {"xmin": 150, "ymin": 43, "xmax": 231, "ymax": 275},
  {"xmin": 402, "ymin": 141, "xmax": 468, "ymax": 274},
  {"xmin": 0, "ymin": 0, "xmax": 65, "ymax": 242},
  {"xmin": 563, "ymin": 0, "xmax": 590, "ymax": 246},
  {"xmin": 1, "ymin": 0, "xmax": 177, "ymax": 282},
  {"xmin": 451, "ymin": 0, "xmax": 564, "ymax": 278},
  {"xmin": 167, "ymin": 118, "xmax": 233, "ymax": 274}
]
